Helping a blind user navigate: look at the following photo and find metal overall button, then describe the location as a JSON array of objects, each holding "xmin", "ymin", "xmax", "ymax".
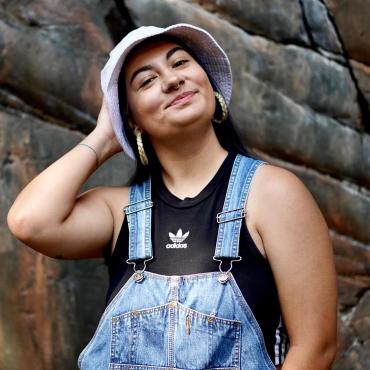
[
  {"xmin": 213, "ymin": 256, "xmax": 242, "ymax": 284},
  {"xmin": 133, "ymin": 271, "xmax": 144, "ymax": 282},
  {"xmin": 126, "ymin": 257, "xmax": 153, "ymax": 283},
  {"xmin": 169, "ymin": 300, "xmax": 177, "ymax": 308},
  {"xmin": 217, "ymin": 272, "xmax": 229, "ymax": 284}
]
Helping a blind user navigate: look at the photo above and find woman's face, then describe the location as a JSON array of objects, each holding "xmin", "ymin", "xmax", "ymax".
[{"xmin": 124, "ymin": 40, "xmax": 215, "ymax": 142}]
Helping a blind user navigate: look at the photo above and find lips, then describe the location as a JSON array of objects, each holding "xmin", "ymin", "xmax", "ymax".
[{"xmin": 167, "ymin": 91, "xmax": 196, "ymax": 107}]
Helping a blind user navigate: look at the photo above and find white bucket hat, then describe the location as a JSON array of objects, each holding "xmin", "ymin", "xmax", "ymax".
[{"xmin": 100, "ymin": 23, "xmax": 232, "ymax": 160}]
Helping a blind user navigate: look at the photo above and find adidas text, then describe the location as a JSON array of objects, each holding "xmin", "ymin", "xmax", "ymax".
[{"xmin": 166, "ymin": 243, "xmax": 188, "ymax": 249}]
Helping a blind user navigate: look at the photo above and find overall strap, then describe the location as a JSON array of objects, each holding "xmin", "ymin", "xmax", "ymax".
[
  {"xmin": 214, "ymin": 154, "xmax": 267, "ymax": 259},
  {"xmin": 123, "ymin": 178, "xmax": 153, "ymax": 261}
]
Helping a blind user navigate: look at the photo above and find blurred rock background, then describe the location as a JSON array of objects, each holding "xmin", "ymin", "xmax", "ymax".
[{"xmin": 0, "ymin": 0, "xmax": 369, "ymax": 369}]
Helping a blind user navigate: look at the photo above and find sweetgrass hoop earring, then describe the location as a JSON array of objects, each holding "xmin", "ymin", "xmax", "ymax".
[
  {"xmin": 134, "ymin": 128, "xmax": 149, "ymax": 166},
  {"xmin": 212, "ymin": 91, "xmax": 228, "ymax": 124}
]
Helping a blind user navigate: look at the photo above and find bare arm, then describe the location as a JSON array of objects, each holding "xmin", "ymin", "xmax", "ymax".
[
  {"xmin": 255, "ymin": 165, "xmax": 337, "ymax": 369},
  {"xmin": 7, "ymin": 97, "xmax": 124, "ymax": 259}
]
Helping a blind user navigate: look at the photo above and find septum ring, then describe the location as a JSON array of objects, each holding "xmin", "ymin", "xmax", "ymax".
[{"xmin": 173, "ymin": 79, "xmax": 184, "ymax": 90}]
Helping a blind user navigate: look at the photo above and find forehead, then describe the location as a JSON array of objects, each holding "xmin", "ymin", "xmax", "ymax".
[{"xmin": 123, "ymin": 40, "xmax": 189, "ymax": 81}]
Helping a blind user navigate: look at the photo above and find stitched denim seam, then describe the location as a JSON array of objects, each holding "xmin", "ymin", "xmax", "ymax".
[
  {"xmin": 109, "ymin": 364, "xmax": 239, "ymax": 369},
  {"xmin": 215, "ymin": 154, "xmax": 241, "ymax": 256},
  {"xmin": 141, "ymin": 271, "xmax": 221, "ymax": 281},
  {"xmin": 111, "ymin": 300, "xmax": 240, "ymax": 326},
  {"xmin": 230, "ymin": 160, "xmax": 257, "ymax": 256}
]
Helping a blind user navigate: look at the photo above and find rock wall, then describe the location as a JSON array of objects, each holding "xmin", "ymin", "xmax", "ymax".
[
  {"xmin": 0, "ymin": 0, "xmax": 369, "ymax": 369},
  {"xmin": 0, "ymin": 1, "xmax": 135, "ymax": 369}
]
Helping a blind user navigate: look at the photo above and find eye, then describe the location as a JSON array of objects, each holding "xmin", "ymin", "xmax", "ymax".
[
  {"xmin": 140, "ymin": 76, "xmax": 156, "ymax": 88},
  {"xmin": 173, "ymin": 59, "xmax": 188, "ymax": 67}
]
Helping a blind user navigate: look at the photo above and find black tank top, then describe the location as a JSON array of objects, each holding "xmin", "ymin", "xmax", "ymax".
[{"xmin": 104, "ymin": 152, "xmax": 289, "ymax": 364}]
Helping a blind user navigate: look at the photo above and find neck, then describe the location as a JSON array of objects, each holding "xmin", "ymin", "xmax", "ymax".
[{"xmin": 152, "ymin": 126, "xmax": 228, "ymax": 199}]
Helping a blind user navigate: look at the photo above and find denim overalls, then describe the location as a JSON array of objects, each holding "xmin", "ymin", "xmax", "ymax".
[{"xmin": 78, "ymin": 154, "xmax": 276, "ymax": 370}]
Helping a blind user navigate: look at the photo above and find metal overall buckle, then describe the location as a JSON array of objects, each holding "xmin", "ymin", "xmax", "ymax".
[
  {"xmin": 123, "ymin": 199, "xmax": 153, "ymax": 215},
  {"xmin": 216, "ymin": 207, "xmax": 245, "ymax": 224},
  {"xmin": 213, "ymin": 256, "xmax": 242, "ymax": 284},
  {"xmin": 126, "ymin": 257, "xmax": 153, "ymax": 283}
]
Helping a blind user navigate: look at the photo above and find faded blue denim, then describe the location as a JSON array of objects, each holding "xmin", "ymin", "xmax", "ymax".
[{"xmin": 78, "ymin": 155, "xmax": 275, "ymax": 369}]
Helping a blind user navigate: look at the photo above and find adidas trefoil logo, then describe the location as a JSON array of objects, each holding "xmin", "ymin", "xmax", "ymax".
[
  {"xmin": 166, "ymin": 229, "xmax": 189, "ymax": 249},
  {"xmin": 169, "ymin": 229, "xmax": 189, "ymax": 243}
]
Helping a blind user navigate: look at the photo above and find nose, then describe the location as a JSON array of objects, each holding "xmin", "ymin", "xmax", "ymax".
[{"xmin": 162, "ymin": 69, "xmax": 184, "ymax": 92}]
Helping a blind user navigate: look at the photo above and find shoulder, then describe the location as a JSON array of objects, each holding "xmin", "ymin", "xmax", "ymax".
[
  {"xmin": 252, "ymin": 161, "xmax": 310, "ymax": 202},
  {"xmin": 244, "ymin": 161, "xmax": 317, "ymax": 255},
  {"xmin": 252, "ymin": 161, "xmax": 322, "ymax": 220},
  {"xmin": 250, "ymin": 161, "xmax": 328, "ymax": 252},
  {"xmin": 239, "ymin": 154, "xmax": 302, "ymax": 193}
]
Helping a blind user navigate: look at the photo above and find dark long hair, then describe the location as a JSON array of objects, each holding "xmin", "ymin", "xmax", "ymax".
[{"xmin": 117, "ymin": 34, "xmax": 253, "ymax": 183}]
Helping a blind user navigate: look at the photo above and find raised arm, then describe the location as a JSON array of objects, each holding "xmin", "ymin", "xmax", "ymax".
[
  {"xmin": 254, "ymin": 165, "xmax": 337, "ymax": 370},
  {"xmin": 7, "ymin": 97, "xmax": 125, "ymax": 259}
]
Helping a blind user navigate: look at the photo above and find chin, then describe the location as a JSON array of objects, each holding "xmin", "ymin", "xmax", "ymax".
[
  {"xmin": 171, "ymin": 115, "xmax": 204, "ymax": 127},
  {"xmin": 171, "ymin": 109, "xmax": 212, "ymax": 125}
]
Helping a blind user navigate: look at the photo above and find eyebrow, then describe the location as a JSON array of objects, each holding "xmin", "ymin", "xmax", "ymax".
[{"xmin": 129, "ymin": 46, "xmax": 185, "ymax": 86}]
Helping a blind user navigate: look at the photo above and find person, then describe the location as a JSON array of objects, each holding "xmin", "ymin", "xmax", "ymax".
[{"xmin": 7, "ymin": 23, "xmax": 337, "ymax": 369}]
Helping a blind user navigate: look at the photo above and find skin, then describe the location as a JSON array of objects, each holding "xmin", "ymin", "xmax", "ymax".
[{"xmin": 7, "ymin": 40, "xmax": 337, "ymax": 369}]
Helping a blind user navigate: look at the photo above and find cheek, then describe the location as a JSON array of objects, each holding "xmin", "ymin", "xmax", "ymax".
[
  {"xmin": 196, "ymin": 70, "xmax": 216, "ymax": 110},
  {"xmin": 194, "ymin": 68, "xmax": 215, "ymax": 98},
  {"xmin": 128, "ymin": 89, "xmax": 162, "ymax": 124}
]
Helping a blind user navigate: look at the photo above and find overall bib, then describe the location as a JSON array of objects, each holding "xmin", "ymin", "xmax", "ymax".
[{"xmin": 78, "ymin": 154, "xmax": 276, "ymax": 370}]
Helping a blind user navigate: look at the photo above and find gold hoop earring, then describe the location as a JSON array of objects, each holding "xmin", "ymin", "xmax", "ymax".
[
  {"xmin": 212, "ymin": 91, "xmax": 228, "ymax": 124},
  {"xmin": 134, "ymin": 128, "xmax": 149, "ymax": 166}
]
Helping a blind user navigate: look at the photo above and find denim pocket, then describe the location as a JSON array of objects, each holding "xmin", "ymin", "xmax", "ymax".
[
  {"xmin": 110, "ymin": 301, "xmax": 241, "ymax": 369},
  {"xmin": 175, "ymin": 303, "xmax": 241, "ymax": 369}
]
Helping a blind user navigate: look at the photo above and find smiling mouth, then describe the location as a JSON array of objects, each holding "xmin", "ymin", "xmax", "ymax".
[{"xmin": 168, "ymin": 92, "xmax": 196, "ymax": 108}]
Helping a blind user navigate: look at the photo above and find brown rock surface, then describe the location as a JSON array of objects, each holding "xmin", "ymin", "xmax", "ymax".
[
  {"xmin": 0, "ymin": 0, "xmax": 132, "ymax": 131},
  {"xmin": 352, "ymin": 60, "xmax": 370, "ymax": 114},
  {"xmin": 188, "ymin": 0, "xmax": 310, "ymax": 45},
  {"xmin": 332, "ymin": 232, "xmax": 370, "ymax": 277},
  {"xmin": 0, "ymin": 1, "xmax": 135, "ymax": 368},
  {"xmin": 301, "ymin": 0, "xmax": 342, "ymax": 54},
  {"xmin": 324, "ymin": 0, "xmax": 370, "ymax": 65},
  {"xmin": 0, "ymin": 108, "xmax": 134, "ymax": 369},
  {"xmin": 337, "ymin": 275, "xmax": 370, "ymax": 310},
  {"xmin": 1, "ymin": 0, "xmax": 370, "ymax": 368},
  {"xmin": 352, "ymin": 291, "xmax": 370, "ymax": 342}
]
